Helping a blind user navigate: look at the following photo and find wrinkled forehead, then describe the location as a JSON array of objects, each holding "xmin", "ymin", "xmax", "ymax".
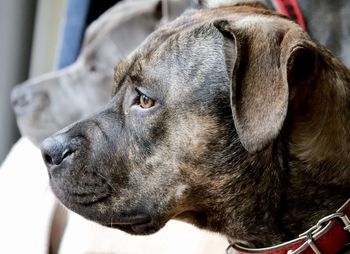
[
  {"xmin": 113, "ymin": 26, "xmax": 225, "ymax": 93},
  {"xmin": 113, "ymin": 6, "xmax": 295, "ymax": 88}
]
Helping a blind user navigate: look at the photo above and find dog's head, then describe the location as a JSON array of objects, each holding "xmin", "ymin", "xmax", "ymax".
[
  {"xmin": 41, "ymin": 5, "xmax": 338, "ymax": 244},
  {"xmin": 11, "ymin": 0, "xmax": 168, "ymax": 145}
]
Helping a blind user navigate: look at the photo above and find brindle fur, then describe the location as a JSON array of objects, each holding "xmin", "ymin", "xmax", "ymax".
[{"xmin": 41, "ymin": 6, "xmax": 350, "ymax": 248}]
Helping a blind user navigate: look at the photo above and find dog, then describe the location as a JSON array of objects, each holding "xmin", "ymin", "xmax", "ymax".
[
  {"xmin": 11, "ymin": 0, "xmax": 192, "ymax": 145},
  {"xmin": 40, "ymin": 2, "xmax": 350, "ymax": 249}
]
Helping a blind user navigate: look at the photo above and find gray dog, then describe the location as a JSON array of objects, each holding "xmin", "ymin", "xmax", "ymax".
[
  {"xmin": 11, "ymin": 0, "xmax": 191, "ymax": 145},
  {"xmin": 40, "ymin": 1, "xmax": 350, "ymax": 250}
]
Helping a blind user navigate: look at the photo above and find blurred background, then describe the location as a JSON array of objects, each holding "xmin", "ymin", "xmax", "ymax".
[
  {"xmin": 0, "ymin": 0, "xmax": 65, "ymax": 163},
  {"xmin": 0, "ymin": 0, "xmax": 119, "ymax": 164}
]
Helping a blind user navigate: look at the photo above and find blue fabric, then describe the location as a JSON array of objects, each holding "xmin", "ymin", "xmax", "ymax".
[{"xmin": 57, "ymin": 0, "xmax": 91, "ymax": 69}]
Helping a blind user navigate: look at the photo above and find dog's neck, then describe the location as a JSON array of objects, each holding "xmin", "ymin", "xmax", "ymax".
[
  {"xmin": 286, "ymin": 46, "xmax": 350, "ymax": 187},
  {"xmin": 279, "ymin": 48, "xmax": 350, "ymax": 242},
  {"xmin": 223, "ymin": 48, "xmax": 350, "ymax": 247},
  {"xmin": 287, "ymin": 48, "xmax": 350, "ymax": 167},
  {"xmin": 178, "ymin": 45, "xmax": 350, "ymax": 248}
]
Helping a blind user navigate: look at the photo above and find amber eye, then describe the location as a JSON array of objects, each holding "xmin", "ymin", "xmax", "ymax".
[{"xmin": 140, "ymin": 94, "xmax": 155, "ymax": 109}]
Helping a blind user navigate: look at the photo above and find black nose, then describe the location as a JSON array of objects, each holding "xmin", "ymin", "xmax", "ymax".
[
  {"xmin": 11, "ymin": 85, "xmax": 49, "ymax": 115},
  {"xmin": 41, "ymin": 134, "xmax": 74, "ymax": 167},
  {"xmin": 11, "ymin": 87, "xmax": 33, "ymax": 113}
]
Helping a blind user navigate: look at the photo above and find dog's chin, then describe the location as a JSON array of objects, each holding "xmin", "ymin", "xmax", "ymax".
[
  {"xmin": 52, "ymin": 187, "xmax": 165, "ymax": 235},
  {"xmin": 77, "ymin": 205, "xmax": 163, "ymax": 235}
]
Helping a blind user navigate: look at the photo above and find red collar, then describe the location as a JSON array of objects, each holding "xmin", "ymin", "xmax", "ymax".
[
  {"xmin": 272, "ymin": 0, "xmax": 307, "ymax": 31},
  {"xmin": 228, "ymin": 199, "xmax": 350, "ymax": 254}
]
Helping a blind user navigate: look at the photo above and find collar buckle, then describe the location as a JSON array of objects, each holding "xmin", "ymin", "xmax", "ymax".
[
  {"xmin": 288, "ymin": 212, "xmax": 350, "ymax": 254},
  {"xmin": 287, "ymin": 236, "xmax": 321, "ymax": 254},
  {"xmin": 299, "ymin": 212, "xmax": 350, "ymax": 238},
  {"xmin": 228, "ymin": 199, "xmax": 350, "ymax": 254},
  {"xmin": 298, "ymin": 212, "xmax": 344, "ymax": 238}
]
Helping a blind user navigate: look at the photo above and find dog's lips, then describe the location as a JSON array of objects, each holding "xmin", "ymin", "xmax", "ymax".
[
  {"xmin": 106, "ymin": 214, "xmax": 155, "ymax": 233},
  {"xmin": 111, "ymin": 214, "xmax": 152, "ymax": 225}
]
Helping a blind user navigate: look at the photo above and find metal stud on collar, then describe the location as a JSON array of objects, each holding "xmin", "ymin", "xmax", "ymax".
[
  {"xmin": 287, "ymin": 235, "xmax": 322, "ymax": 254},
  {"xmin": 340, "ymin": 214, "xmax": 350, "ymax": 233},
  {"xmin": 306, "ymin": 238, "xmax": 322, "ymax": 254},
  {"xmin": 337, "ymin": 199, "xmax": 350, "ymax": 233}
]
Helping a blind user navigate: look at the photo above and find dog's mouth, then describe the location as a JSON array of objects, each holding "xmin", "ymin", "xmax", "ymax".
[{"xmin": 105, "ymin": 214, "xmax": 155, "ymax": 234}]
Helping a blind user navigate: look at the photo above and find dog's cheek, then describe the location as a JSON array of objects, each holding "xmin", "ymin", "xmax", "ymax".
[
  {"xmin": 111, "ymin": 145, "xmax": 189, "ymax": 218},
  {"xmin": 144, "ymin": 114, "xmax": 227, "ymax": 208}
]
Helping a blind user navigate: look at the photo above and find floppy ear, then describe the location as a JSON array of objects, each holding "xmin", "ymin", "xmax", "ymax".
[{"xmin": 214, "ymin": 21, "xmax": 317, "ymax": 153}]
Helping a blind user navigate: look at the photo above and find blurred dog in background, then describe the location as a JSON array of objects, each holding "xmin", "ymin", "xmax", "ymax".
[{"xmin": 11, "ymin": 0, "xmax": 191, "ymax": 145}]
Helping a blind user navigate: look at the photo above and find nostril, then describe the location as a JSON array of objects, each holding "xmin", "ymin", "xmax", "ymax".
[
  {"xmin": 41, "ymin": 135, "xmax": 74, "ymax": 168},
  {"xmin": 13, "ymin": 94, "xmax": 28, "ymax": 107},
  {"xmin": 62, "ymin": 148, "xmax": 73, "ymax": 161},
  {"xmin": 42, "ymin": 147, "xmax": 73, "ymax": 166},
  {"xmin": 43, "ymin": 153, "xmax": 54, "ymax": 166},
  {"xmin": 11, "ymin": 86, "xmax": 50, "ymax": 115}
]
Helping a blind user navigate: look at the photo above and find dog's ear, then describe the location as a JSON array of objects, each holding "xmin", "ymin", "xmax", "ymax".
[{"xmin": 214, "ymin": 21, "xmax": 317, "ymax": 153}]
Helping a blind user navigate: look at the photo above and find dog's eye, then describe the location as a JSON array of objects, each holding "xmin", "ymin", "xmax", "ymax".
[
  {"xmin": 140, "ymin": 94, "xmax": 154, "ymax": 109},
  {"xmin": 133, "ymin": 88, "xmax": 155, "ymax": 109}
]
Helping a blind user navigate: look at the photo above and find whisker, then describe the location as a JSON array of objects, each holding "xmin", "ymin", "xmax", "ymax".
[{"xmin": 95, "ymin": 171, "xmax": 119, "ymax": 194}]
